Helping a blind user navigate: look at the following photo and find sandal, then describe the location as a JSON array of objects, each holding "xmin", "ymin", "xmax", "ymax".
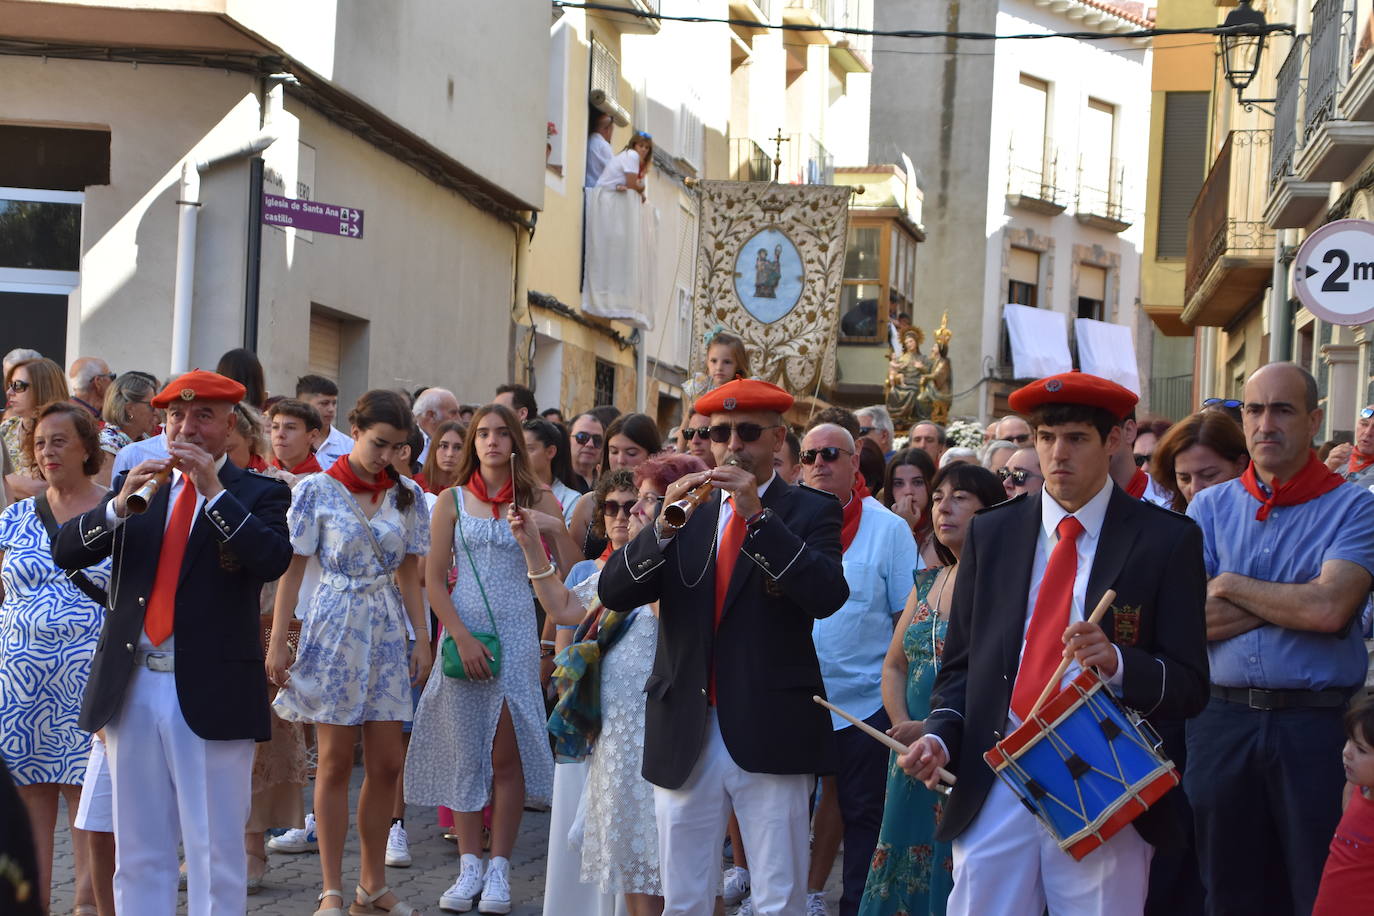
[
  {"xmin": 315, "ymin": 889, "xmax": 346, "ymax": 916},
  {"xmin": 73, "ymin": 906, "xmax": 99, "ymax": 916},
  {"xmin": 349, "ymin": 884, "xmax": 420, "ymax": 915},
  {"xmin": 247, "ymin": 850, "xmax": 268, "ymax": 895}
]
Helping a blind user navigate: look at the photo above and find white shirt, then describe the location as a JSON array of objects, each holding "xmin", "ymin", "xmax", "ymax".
[
  {"xmin": 595, "ymin": 149, "xmax": 643, "ymax": 190},
  {"xmin": 1141, "ymin": 472, "xmax": 1174, "ymax": 509},
  {"xmin": 586, "ymin": 132, "xmax": 614, "ymax": 188},
  {"xmin": 316, "ymin": 426, "xmax": 354, "ymax": 469}
]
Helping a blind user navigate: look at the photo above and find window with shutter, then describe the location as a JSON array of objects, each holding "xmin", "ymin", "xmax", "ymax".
[
  {"xmin": 590, "ymin": 37, "xmax": 619, "ymax": 105},
  {"xmin": 1157, "ymin": 92, "xmax": 1209, "ymax": 259},
  {"xmin": 309, "ymin": 311, "xmax": 342, "ymax": 382}
]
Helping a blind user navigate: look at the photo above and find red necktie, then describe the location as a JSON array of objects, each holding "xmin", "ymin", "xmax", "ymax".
[
  {"xmin": 1010, "ymin": 515, "xmax": 1085, "ymax": 721},
  {"xmin": 144, "ymin": 477, "xmax": 197, "ymax": 646},
  {"xmin": 710, "ymin": 497, "xmax": 747, "ymax": 704}
]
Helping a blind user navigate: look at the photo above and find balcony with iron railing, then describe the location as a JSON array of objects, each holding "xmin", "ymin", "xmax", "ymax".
[
  {"xmin": 1005, "ymin": 143, "xmax": 1067, "ymax": 215},
  {"xmin": 729, "ymin": 137, "xmax": 774, "ymax": 182},
  {"xmin": 1296, "ymin": 0, "xmax": 1374, "ymax": 181},
  {"xmin": 829, "ymin": 0, "xmax": 872, "ymax": 71},
  {"xmin": 1074, "ymin": 158, "xmax": 1131, "ymax": 232},
  {"xmin": 728, "ymin": 134, "xmax": 834, "ymax": 184},
  {"xmin": 1265, "ymin": 36, "xmax": 1330, "ymax": 229},
  {"xmin": 1183, "ymin": 129, "xmax": 1276, "ymax": 327}
]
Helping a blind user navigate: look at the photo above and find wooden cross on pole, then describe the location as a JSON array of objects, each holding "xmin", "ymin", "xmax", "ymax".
[{"xmin": 768, "ymin": 128, "xmax": 790, "ymax": 182}]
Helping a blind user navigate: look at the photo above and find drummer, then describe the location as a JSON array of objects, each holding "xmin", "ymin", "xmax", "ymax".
[{"xmin": 899, "ymin": 371, "xmax": 1209, "ymax": 915}]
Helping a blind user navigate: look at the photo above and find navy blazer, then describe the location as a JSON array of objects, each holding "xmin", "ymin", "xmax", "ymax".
[
  {"xmin": 598, "ymin": 479, "xmax": 850, "ymax": 789},
  {"xmin": 925, "ymin": 486, "xmax": 1209, "ymax": 848},
  {"xmin": 51, "ymin": 461, "xmax": 293, "ymax": 741}
]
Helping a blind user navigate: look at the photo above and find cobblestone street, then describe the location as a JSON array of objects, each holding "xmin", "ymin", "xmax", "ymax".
[{"xmin": 47, "ymin": 762, "xmax": 843, "ymax": 914}]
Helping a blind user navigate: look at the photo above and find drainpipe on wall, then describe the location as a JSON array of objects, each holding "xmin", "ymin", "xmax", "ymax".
[{"xmin": 170, "ymin": 131, "xmax": 278, "ymax": 376}]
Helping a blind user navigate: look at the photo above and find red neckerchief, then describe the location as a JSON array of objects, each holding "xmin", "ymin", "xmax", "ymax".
[
  {"xmin": 273, "ymin": 453, "xmax": 322, "ymax": 475},
  {"xmin": 465, "ymin": 472, "xmax": 515, "ymax": 519},
  {"xmin": 1349, "ymin": 450, "xmax": 1374, "ymax": 475},
  {"xmin": 246, "ymin": 454, "xmax": 268, "ymax": 473},
  {"xmin": 1240, "ymin": 450, "xmax": 1345, "ymax": 521},
  {"xmin": 326, "ymin": 454, "xmax": 395, "ymax": 503},
  {"xmin": 1125, "ymin": 467, "xmax": 1149, "ymax": 500},
  {"xmin": 840, "ymin": 481, "xmax": 870, "ymax": 553},
  {"xmin": 599, "ymin": 542, "xmax": 614, "ymax": 562}
]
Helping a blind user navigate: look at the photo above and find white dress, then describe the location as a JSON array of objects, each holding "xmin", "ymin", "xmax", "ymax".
[
  {"xmin": 272, "ymin": 474, "xmax": 429, "ymax": 725},
  {"xmin": 404, "ymin": 495, "xmax": 555, "ymax": 810},
  {"xmin": 576, "ymin": 605, "xmax": 661, "ymax": 895}
]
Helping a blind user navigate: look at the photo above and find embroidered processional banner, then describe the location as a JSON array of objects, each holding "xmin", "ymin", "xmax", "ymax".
[{"xmin": 690, "ymin": 181, "xmax": 851, "ymax": 395}]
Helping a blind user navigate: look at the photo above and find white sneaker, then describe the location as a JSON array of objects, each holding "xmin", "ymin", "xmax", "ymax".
[
  {"xmin": 440, "ymin": 855, "xmax": 484, "ymax": 912},
  {"xmin": 723, "ymin": 866, "xmax": 751, "ymax": 907},
  {"xmin": 385, "ymin": 822, "xmax": 412, "ymax": 867},
  {"xmin": 477, "ymin": 857, "xmax": 512, "ymax": 914},
  {"xmin": 736, "ymin": 898, "xmax": 756, "ymax": 916},
  {"xmin": 267, "ymin": 813, "xmax": 317, "ymax": 853},
  {"xmin": 806, "ymin": 890, "xmax": 830, "ymax": 916}
]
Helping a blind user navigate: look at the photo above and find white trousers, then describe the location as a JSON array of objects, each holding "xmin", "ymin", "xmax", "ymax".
[
  {"xmin": 654, "ymin": 710, "xmax": 810, "ymax": 916},
  {"xmin": 105, "ymin": 665, "xmax": 255, "ymax": 916},
  {"xmin": 948, "ymin": 775, "xmax": 1153, "ymax": 916}
]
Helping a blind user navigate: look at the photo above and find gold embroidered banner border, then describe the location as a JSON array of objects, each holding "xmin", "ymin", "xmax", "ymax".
[{"xmin": 691, "ymin": 181, "xmax": 852, "ymax": 396}]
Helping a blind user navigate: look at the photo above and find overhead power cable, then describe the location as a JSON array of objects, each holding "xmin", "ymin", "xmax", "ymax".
[{"xmin": 551, "ymin": 1, "xmax": 1294, "ymax": 42}]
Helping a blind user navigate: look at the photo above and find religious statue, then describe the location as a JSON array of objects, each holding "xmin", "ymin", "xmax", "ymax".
[
  {"xmin": 884, "ymin": 325, "xmax": 928, "ymax": 428},
  {"xmin": 916, "ymin": 312, "xmax": 953, "ymax": 425},
  {"xmin": 753, "ymin": 245, "xmax": 783, "ymax": 298}
]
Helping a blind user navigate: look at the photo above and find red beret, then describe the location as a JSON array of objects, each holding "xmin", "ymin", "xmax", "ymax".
[
  {"xmin": 695, "ymin": 378, "xmax": 794, "ymax": 416},
  {"xmin": 151, "ymin": 369, "xmax": 247, "ymax": 408},
  {"xmin": 1008, "ymin": 371, "xmax": 1137, "ymax": 420}
]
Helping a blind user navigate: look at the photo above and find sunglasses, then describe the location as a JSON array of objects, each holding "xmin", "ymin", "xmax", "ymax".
[
  {"xmin": 1203, "ymin": 398, "xmax": 1242, "ymax": 410},
  {"xmin": 680, "ymin": 427, "xmax": 711, "ymax": 441},
  {"xmin": 800, "ymin": 446, "xmax": 854, "ymax": 465},
  {"xmin": 6, "ymin": 380, "xmax": 29, "ymax": 393},
  {"xmin": 1361, "ymin": 407, "xmax": 1374, "ymax": 420},
  {"xmin": 573, "ymin": 432, "xmax": 604, "ymax": 448},
  {"xmin": 708, "ymin": 423, "xmax": 781, "ymax": 443},
  {"xmin": 602, "ymin": 499, "xmax": 635, "ymax": 517},
  {"xmin": 1005, "ymin": 433, "xmax": 1031, "ymax": 445},
  {"xmin": 997, "ymin": 467, "xmax": 1040, "ymax": 486},
  {"xmin": 858, "ymin": 426, "xmax": 875, "ymax": 436}
]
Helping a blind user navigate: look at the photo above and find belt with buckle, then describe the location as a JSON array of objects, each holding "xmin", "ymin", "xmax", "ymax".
[
  {"xmin": 1210, "ymin": 684, "xmax": 1353, "ymax": 711},
  {"xmin": 133, "ymin": 650, "xmax": 175, "ymax": 672}
]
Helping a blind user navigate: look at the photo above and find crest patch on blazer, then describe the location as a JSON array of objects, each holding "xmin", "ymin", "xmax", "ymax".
[{"xmin": 1111, "ymin": 603, "xmax": 1142, "ymax": 646}]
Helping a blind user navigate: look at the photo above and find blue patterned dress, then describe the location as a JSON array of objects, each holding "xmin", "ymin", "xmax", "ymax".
[
  {"xmin": 860, "ymin": 567, "xmax": 954, "ymax": 916},
  {"xmin": 272, "ymin": 474, "xmax": 429, "ymax": 725},
  {"xmin": 0, "ymin": 499, "xmax": 110, "ymax": 785}
]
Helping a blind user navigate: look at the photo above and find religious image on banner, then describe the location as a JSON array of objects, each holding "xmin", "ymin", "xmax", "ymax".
[{"xmin": 689, "ymin": 181, "xmax": 852, "ymax": 396}]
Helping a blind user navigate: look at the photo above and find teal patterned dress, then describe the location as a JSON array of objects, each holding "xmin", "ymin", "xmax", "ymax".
[{"xmin": 859, "ymin": 567, "xmax": 954, "ymax": 916}]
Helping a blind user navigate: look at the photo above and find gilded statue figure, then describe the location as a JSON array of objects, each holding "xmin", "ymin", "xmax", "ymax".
[
  {"xmin": 917, "ymin": 313, "xmax": 953, "ymax": 425},
  {"xmin": 885, "ymin": 326, "xmax": 928, "ymax": 427}
]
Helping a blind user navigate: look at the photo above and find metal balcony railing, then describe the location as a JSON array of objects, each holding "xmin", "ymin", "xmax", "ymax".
[
  {"xmin": 1305, "ymin": 0, "xmax": 1355, "ymax": 141},
  {"xmin": 1185, "ymin": 129, "xmax": 1275, "ymax": 304},
  {"xmin": 730, "ymin": 137, "xmax": 773, "ymax": 182},
  {"xmin": 1271, "ymin": 36, "xmax": 1306, "ymax": 189},
  {"xmin": 805, "ymin": 135, "xmax": 834, "ymax": 185},
  {"xmin": 830, "ymin": 0, "xmax": 872, "ymax": 59},
  {"xmin": 1076, "ymin": 157, "xmax": 1127, "ymax": 222},
  {"xmin": 1006, "ymin": 143, "xmax": 1066, "ymax": 209}
]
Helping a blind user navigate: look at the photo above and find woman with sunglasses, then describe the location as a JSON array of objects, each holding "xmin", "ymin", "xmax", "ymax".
[
  {"xmin": 567, "ymin": 413, "xmax": 661, "ymax": 560},
  {"xmin": 861, "ymin": 463, "xmax": 1005, "ymax": 916},
  {"xmin": 882, "ymin": 447, "xmax": 939, "ymax": 568},
  {"xmin": 997, "ymin": 446, "xmax": 1045, "ymax": 499},
  {"xmin": 2, "ymin": 358, "xmax": 69, "ymax": 503}
]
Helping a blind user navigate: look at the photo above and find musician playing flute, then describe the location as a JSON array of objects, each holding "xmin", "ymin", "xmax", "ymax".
[
  {"xmin": 599, "ymin": 378, "xmax": 849, "ymax": 916},
  {"xmin": 51, "ymin": 370, "xmax": 293, "ymax": 916},
  {"xmin": 900, "ymin": 372, "xmax": 1208, "ymax": 916}
]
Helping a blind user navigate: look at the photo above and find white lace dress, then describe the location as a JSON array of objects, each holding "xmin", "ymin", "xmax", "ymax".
[{"xmin": 570, "ymin": 568, "xmax": 662, "ymax": 896}]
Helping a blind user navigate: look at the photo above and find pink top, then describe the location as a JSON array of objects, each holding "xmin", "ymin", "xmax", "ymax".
[{"xmin": 1313, "ymin": 785, "xmax": 1374, "ymax": 915}]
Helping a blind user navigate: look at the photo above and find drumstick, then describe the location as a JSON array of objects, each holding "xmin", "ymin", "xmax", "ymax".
[
  {"xmin": 1026, "ymin": 587, "xmax": 1117, "ymax": 721},
  {"xmin": 812, "ymin": 695, "xmax": 957, "ymax": 788}
]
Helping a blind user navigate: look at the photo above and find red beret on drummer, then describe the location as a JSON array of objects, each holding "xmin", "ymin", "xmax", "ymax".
[
  {"xmin": 150, "ymin": 369, "xmax": 247, "ymax": 408},
  {"xmin": 695, "ymin": 377, "xmax": 794, "ymax": 416},
  {"xmin": 1008, "ymin": 370, "xmax": 1137, "ymax": 420}
]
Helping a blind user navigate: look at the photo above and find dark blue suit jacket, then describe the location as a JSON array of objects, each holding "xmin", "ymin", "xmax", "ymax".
[{"xmin": 51, "ymin": 461, "xmax": 293, "ymax": 741}]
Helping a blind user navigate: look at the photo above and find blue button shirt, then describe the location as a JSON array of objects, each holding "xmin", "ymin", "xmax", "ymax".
[
  {"xmin": 813, "ymin": 497, "xmax": 918, "ymax": 729},
  {"xmin": 1187, "ymin": 476, "xmax": 1374, "ymax": 689}
]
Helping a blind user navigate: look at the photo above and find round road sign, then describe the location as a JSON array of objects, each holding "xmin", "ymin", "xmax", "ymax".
[{"xmin": 1293, "ymin": 219, "xmax": 1374, "ymax": 326}]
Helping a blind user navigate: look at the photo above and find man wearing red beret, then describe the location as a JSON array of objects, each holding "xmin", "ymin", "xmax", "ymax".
[
  {"xmin": 900, "ymin": 371, "xmax": 1208, "ymax": 915},
  {"xmin": 52, "ymin": 369, "xmax": 294, "ymax": 916},
  {"xmin": 600, "ymin": 378, "xmax": 850, "ymax": 916}
]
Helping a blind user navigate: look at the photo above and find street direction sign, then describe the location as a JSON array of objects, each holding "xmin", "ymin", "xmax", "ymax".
[
  {"xmin": 261, "ymin": 193, "xmax": 364, "ymax": 239},
  {"xmin": 1293, "ymin": 218, "xmax": 1374, "ymax": 325}
]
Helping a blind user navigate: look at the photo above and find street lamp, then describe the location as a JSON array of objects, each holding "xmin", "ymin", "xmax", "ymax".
[{"xmin": 1220, "ymin": 0, "xmax": 1275, "ymax": 110}]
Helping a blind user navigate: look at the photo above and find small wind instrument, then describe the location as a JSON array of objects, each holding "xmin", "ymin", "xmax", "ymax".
[
  {"xmin": 125, "ymin": 461, "xmax": 178, "ymax": 515},
  {"xmin": 661, "ymin": 456, "xmax": 740, "ymax": 532}
]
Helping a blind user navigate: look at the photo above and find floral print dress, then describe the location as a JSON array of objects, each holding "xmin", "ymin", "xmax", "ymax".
[
  {"xmin": 272, "ymin": 473, "xmax": 429, "ymax": 725},
  {"xmin": 860, "ymin": 566, "xmax": 954, "ymax": 916}
]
